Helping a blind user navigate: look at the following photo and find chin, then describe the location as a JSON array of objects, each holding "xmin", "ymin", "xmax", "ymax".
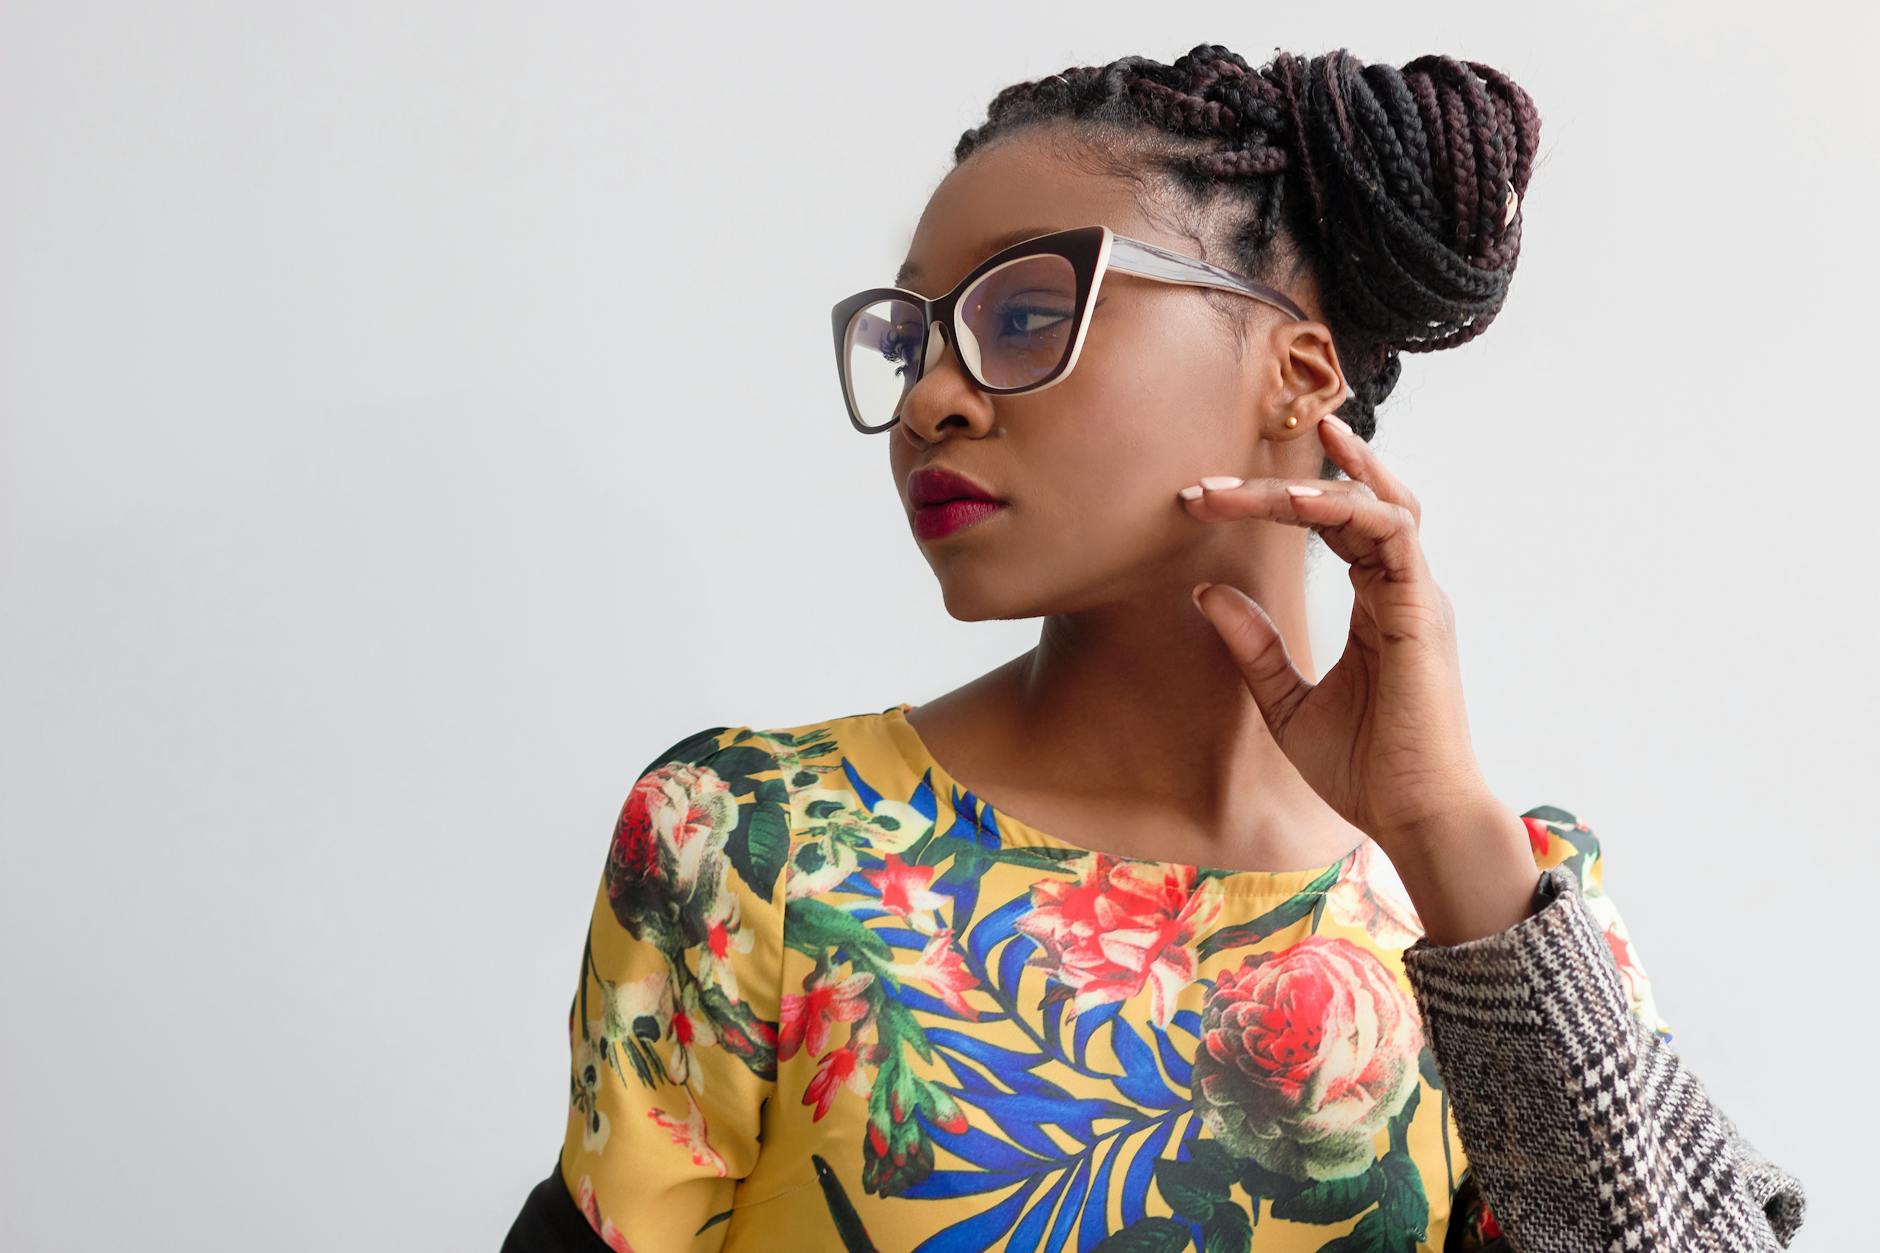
[{"xmin": 930, "ymin": 567, "xmax": 1049, "ymax": 623}]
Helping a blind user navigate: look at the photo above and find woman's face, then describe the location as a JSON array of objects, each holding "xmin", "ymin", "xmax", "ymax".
[{"xmin": 886, "ymin": 129, "xmax": 1345, "ymax": 622}]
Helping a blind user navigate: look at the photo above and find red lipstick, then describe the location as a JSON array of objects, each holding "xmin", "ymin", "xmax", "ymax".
[{"xmin": 907, "ymin": 467, "xmax": 1010, "ymax": 541}]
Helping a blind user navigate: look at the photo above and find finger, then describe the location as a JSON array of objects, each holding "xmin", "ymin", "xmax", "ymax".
[
  {"xmin": 1190, "ymin": 581, "xmax": 1312, "ymax": 731},
  {"xmin": 1316, "ymin": 418, "xmax": 1421, "ymax": 527},
  {"xmin": 1182, "ymin": 478, "xmax": 1426, "ymax": 585}
]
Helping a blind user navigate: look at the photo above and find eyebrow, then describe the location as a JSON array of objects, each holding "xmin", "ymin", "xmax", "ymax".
[{"xmin": 895, "ymin": 224, "xmax": 1063, "ymax": 291}]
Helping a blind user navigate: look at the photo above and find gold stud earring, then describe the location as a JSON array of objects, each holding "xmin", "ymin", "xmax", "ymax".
[{"xmin": 1284, "ymin": 414, "xmax": 1298, "ymax": 429}]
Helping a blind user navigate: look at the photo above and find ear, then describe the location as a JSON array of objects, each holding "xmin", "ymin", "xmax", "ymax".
[{"xmin": 1270, "ymin": 320, "xmax": 1349, "ymax": 421}]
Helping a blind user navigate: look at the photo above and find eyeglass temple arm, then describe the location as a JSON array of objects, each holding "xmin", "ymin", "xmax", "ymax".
[{"xmin": 1106, "ymin": 235, "xmax": 1309, "ymax": 322}]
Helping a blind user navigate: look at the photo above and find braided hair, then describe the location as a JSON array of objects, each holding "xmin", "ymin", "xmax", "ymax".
[{"xmin": 952, "ymin": 45, "xmax": 1541, "ymax": 468}]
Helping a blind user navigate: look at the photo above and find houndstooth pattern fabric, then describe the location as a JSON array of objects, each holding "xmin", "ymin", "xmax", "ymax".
[{"xmin": 1401, "ymin": 865, "xmax": 1806, "ymax": 1251}]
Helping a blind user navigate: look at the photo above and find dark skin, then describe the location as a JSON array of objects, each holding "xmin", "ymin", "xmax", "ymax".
[{"xmin": 889, "ymin": 126, "xmax": 1539, "ymax": 946}]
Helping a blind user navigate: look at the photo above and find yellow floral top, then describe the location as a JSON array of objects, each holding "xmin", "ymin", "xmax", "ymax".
[{"xmin": 555, "ymin": 702, "xmax": 1669, "ymax": 1253}]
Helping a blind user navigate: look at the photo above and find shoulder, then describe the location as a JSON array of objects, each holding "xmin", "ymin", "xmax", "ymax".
[{"xmin": 610, "ymin": 704, "xmax": 907, "ymax": 910}]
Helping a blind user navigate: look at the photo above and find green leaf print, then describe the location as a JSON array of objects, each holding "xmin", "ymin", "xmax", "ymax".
[
  {"xmin": 1155, "ymin": 1156, "xmax": 1229, "ymax": 1220},
  {"xmin": 1092, "ymin": 1216, "xmax": 1192, "ymax": 1253},
  {"xmin": 1267, "ymin": 1162, "xmax": 1383, "ymax": 1224},
  {"xmin": 786, "ymin": 898, "xmax": 893, "ymax": 967},
  {"xmin": 729, "ymin": 793, "xmax": 790, "ymax": 900},
  {"xmin": 1381, "ymin": 1153, "xmax": 1429, "ymax": 1244},
  {"xmin": 1387, "ymin": 1083, "xmax": 1421, "ymax": 1157},
  {"xmin": 1201, "ymin": 1203, "xmax": 1253, "ymax": 1253},
  {"xmin": 1315, "ymin": 1209, "xmax": 1394, "ymax": 1253},
  {"xmin": 1195, "ymin": 861, "xmax": 1346, "ymax": 959}
]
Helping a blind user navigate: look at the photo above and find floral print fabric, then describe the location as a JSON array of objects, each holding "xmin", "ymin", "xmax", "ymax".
[{"xmin": 558, "ymin": 702, "xmax": 1670, "ymax": 1252}]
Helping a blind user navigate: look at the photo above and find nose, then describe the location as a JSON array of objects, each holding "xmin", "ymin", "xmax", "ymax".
[
  {"xmin": 897, "ymin": 319, "xmax": 997, "ymax": 443},
  {"xmin": 927, "ymin": 317, "xmax": 987, "ymax": 379}
]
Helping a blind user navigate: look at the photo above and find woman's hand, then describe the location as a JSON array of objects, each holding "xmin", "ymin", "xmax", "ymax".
[{"xmin": 1179, "ymin": 415, "xmax": 1537, "ymax": 939}]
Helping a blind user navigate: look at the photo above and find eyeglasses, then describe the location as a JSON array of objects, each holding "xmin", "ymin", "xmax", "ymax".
[{"xmin": 829, "ymin": 224, "xmax": 1308, "ymax": 435}]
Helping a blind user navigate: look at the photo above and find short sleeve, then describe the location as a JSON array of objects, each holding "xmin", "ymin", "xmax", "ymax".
[{"xmin": 556, "ymin": 726, "xmax": 789, "ymax": 1253}]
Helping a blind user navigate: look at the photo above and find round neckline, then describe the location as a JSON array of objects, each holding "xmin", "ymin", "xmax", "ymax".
[{"xmin": 876, "ymin": 701, "xmax": 1366, "ymax": 898}]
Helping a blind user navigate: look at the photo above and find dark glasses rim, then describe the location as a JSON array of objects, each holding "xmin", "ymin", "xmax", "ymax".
[{"xmin": 830, "ymin": 224, "xmax": 1310, "ymax": 435}]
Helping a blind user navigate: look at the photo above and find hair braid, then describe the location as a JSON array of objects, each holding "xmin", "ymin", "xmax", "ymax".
[{"xmin": 950, "ymin": 43, "xmax": 1541, "ymax": 456}]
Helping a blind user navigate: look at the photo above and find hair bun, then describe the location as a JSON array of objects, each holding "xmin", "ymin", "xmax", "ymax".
[{"xmin": 1269, "ymin": 48, "xmax": 1540, "ymax": 361}]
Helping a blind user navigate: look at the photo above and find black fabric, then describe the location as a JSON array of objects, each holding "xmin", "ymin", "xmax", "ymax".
[{"xmin": 500, "ymin": 1156, "xmax": 609, "ymax": 1253}]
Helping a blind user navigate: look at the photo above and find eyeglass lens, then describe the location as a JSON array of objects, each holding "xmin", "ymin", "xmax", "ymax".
[{"xmin": 841, "ymin": 252, "xmax": 1079, "ymax": 431}]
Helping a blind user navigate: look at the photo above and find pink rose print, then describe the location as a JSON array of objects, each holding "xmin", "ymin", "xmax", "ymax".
[
  {"xmin": 1192, "ymin": 935, "xmax": 1423, "ymax": 1181},
  {"xmin": 1016, "ymin": 854, "xmax": 1224, "ymax": 1028}
]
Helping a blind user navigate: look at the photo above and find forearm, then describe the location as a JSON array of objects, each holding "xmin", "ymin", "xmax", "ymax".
[{"xmin": 1400, "ymin": 865, "xmax": 1805, "ymax": 1250}]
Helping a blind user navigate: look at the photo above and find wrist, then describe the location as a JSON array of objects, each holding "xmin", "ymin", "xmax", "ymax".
[{"xmin": 1384, "ymin": 794, "xmax": 1541, "ymax": 947}]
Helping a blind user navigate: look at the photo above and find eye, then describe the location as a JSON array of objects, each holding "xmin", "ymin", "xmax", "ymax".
[
  {"xmin": 997, "ymin": 305, "xmax": 1073, "ymax": 337},
  {"xmin": 876, "ymin": 327, "xmax": 922, "ymax": 378}
]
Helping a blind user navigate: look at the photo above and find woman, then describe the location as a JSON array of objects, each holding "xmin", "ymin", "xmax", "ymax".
[{"xmin": 504, "ymin": 45, "xmax": 1806, "ymax": 1252}]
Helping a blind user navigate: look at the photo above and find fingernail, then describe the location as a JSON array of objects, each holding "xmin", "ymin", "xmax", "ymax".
[
  {"xmin": 1322, "ymin": 414, "xmax": 1353, "ymax": 436},
  {"xmin": 1178, "ymin": 484, "xmax": 1203, "ymax": 501},
  {"xmin": 1199, "ymin": 475, "xmax": 1243, "ymax": 491},
  {"xmin": 1190, "ymin": 581, "xmax": 1213, "ymax": 610},
  {"xmin": 1285, "ymin": 484, "xmax": 1324, "ymax": 497}
]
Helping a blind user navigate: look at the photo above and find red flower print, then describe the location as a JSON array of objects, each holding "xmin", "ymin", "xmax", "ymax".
[
  {"xmin": 1580, "ymin": 887, "xmax": 1673, "ymax": 1036},
  {"xmin": 605, "ymin": 762, "xmax": 738, "ymax": 947},
  {"xmin": 1192, "ymin": 935, "xmax": 1423, "ymax": 1181},
  {"xmin": 1480, "ymin": 1198, "xmax": 1503, "ymax": 1238},
  {"xmin": 645, "ymin": 1092, "xmax": 728, "ymax": 1177},
  {"xmin": 894, "ymin": 929, "xmax": 981, "ymax": 1019},
  {"xmin": 574, "ymin": 1174, "xmax": 636, "ymax": 1252},
  {"xmin": 1016, "ymin": 854, "xmax": 1224, "ymax": 1028},
  {"xmin": 778, "ymin": 969, "xmax": 874, "ymax": 1060},
  {"xmin": 1521, "ymin": 814, "xmax": 1551, "ymax": 858},
  {"xmin": 863, "ymin": 854, "xmax": 947, "ymax": 928},
  {"xmin": 802, "ymin": 1044, "xmax": 873, "ymax": 1121},
  {"xmin": 1325, "ymin": 837, "xmax": 1423, "ymax": 948}
]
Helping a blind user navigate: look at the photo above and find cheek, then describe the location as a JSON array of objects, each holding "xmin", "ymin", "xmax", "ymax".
[{"xmin": 1038, "ymin": 358, "xmax": 1247, "ymax": 503}]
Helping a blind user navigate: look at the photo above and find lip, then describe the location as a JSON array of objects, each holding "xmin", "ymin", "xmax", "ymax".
[
  {"xmin": 906, "ymin": 466, "xmax": 1010, "ymax": 541},
  {"xmin": 912, "ymin": 497, "xmax": 1009, "ymax": 541},
  {"xmin": 906, "ymin": 466, "xmax": 1005, "ymax": 509}
]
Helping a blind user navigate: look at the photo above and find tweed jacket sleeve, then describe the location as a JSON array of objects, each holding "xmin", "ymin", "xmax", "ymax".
[{"xmin": 1401, "ymin": 840, "xmax": 1807, "ymax": 1252}]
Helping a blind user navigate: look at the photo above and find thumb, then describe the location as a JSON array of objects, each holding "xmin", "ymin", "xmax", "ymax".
[{"xmin": 1190, "ymin": 581, "xmax": 1311, "ymax": 731}]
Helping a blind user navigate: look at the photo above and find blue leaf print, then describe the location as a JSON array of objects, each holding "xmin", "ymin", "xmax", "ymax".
[
  {"xmin": 902, "ymin": 1169, "xmax": 1033, "ymax": 1200},
  {"xmin": 1045, "ymin": 1151, "xmax": 1094, "ymax": 1252},
  {"xmin": 1107, "ymin": 1016, "xmax": 1178, "ymax": 1109},
  {"xmin": 1008, "ymin": 1163, "xmax": 1073, "ymax": 1253},
  {"xmin": 997, "ymin": 932, "xmax": 1037, "ymax": 1000},
  {"xmin": 1078, "ymin": 1139, "xmax": 1123, "ymax": 1251},
  {"xmin": 910, "ymin": 1177, "xmax": 1043, "ymax": 1253},
  {"xmin": 924, "ymin": 1119, "xmax": 1050, "ymax": 1174},
  {"xmin": 926, "ymin": 1028, "xmax": 1048, "ymax": 1079},
  {"xmin": 1120, "ymin": 1115, "xmax": 1179, "ymax": 1228},
  {"xmin": 842, "ymin": 755, "xmax": 886, "ymax": 811},
  {"xmin": 967, "ymin": 896, "xmax": 1030, "ymax": 965},
  {"xmin": 1072, "ymin": 1000, "xmax": 1123, "ymax": 1068},
  {"xmin": 1150, "ymin": 1021, "xmax": 1194, "ymax": 1090},
  {"xmin": 873, "ymin": 925, "xmax": 934, "ymax": 951}
]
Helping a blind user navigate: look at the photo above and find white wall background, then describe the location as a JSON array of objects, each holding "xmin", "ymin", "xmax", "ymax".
[{"xmin": 2, "ymin": 2, "xmax": 1869, "ymax": 1247}]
